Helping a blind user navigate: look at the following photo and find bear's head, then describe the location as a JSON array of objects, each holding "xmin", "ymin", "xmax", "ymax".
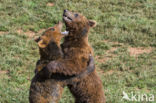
[
  {"xmin": 63, "ymin": 10, "xmax": 96, "ymax": 38},
  {"xmin": 34, "ymin": 22, "xmax": 68, "ymax": 60},
  {"xmin": 35, "ymin": 22, "xmax": 68, "ymax": 48}
]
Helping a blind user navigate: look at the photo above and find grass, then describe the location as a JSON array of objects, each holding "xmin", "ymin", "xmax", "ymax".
[{"xmin": 0, "ymin": 0, "xmax": 156, "ymax": 103}]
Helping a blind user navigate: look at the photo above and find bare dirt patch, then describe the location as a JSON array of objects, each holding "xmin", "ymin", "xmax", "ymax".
[
  {"xmin": 96, "ymin": 56, "xmax": 109, "ymax": 63},
  {"xmin": 17, "ymin": 29, "xmax": 35, "ymax": 38},
  {"xmin": 16, "ymin": 29, "xmax": 45, "ymax": 38},
  {"xmin": 25, "ymin": 31, "xmax": 35, "ymax": 38},
  {"xmin": 0, "ymin": 70, "xmax": 9, "ymax": 78},
  {"xmin": 0, "ymin": 70, "xmax": 8, "ymax": 74},
  {"xmin": 103, "ymin": 40, "xmax": 123, "ymax": 47},
  {"xmin": 128, "ymin": 47, "xmax": 152, "ymax": 56},
  {"xmin": 107, "ymin": 47, "xmax": 118, "ymax": 53},
  {"xmin": 16, "ymin": 29, "xmax": 23, "ymax": 34},
  {"xmin": 47, "ymin": 2, "xmax": 54, "ymax": 7},
  {"xmin": 104, "ymin": 70, "xmax": 114, "ymax": 75},
  {"xmin": 0, "ymin": 31, "xmax": 8, "ymax": 35},
  {"xmin": 96, "ymin": 47, "xmax": 118, "ymax": 63},
  {"xmin": 97, "ymin": 67, "xmax": 117, "ymax": 76},
  {"xmin": 0, "ymin": 70, "xmax": 10, "ymax": 79}
]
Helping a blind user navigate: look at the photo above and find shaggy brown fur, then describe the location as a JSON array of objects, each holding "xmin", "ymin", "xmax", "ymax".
[
  {"xmin": 29, "ymin": 22, "xmax": 95, "ymax": 103},
  {"xmin": 42, "ymin": 10, "xmax": 106, "ymax": 103},
  {"xmin": 29, "ymin": 22, "xmax": 65, "ymax": 103}
]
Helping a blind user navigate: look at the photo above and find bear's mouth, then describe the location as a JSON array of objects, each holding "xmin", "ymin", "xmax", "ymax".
[
  {"xmin": 63, "ymin": 14, "xmax": 72, "ymax": 22},
  {"xmin": 34, "ymin": 36, "xmax": 41, "ymax": 43},
  {"xmin": 61, "ymin": 31, "xmax": 69, "ymax": 36},
  {"xmin": 63, "ymin": 10, "xmax": 73, "ymax": 23}
]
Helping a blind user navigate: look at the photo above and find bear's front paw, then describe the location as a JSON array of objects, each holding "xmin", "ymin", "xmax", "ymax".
[
  {"xmin": 37, "ymin": 66, "xmax": 51, "ymax": 79},
  {"xmin": 46, "ymin": 61, "xmax": 58, "ymax": 73}
]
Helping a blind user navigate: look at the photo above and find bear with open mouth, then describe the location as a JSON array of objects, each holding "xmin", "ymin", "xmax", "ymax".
[
  {"xmin": 41, "ymin": 10, "xmax": 106, "ymax": 103},
  {"xmin": 29, "ymin": 22, "xmax": 95, "ymax": 103}
]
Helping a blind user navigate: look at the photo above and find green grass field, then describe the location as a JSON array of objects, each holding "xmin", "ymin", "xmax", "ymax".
[{"xmin": 0, "ymin": 0, "xmax": 156, "ymax": 103}]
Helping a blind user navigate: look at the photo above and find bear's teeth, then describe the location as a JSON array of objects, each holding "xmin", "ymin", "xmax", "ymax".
[
  {"xmin": 67, "ymin": 17, "xmax": 72, "ymax": 20},
  {"xmin": 61, "ymin": 31, "xmax": 69, "ymax": 36},
  {"xmin": 63, "ymin": 17, "xmax": 71, "ymax": 22}
]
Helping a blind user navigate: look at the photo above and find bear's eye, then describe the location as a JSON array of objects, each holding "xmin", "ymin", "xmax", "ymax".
[
  {"xmin": 74, "ymin": 14, "xmax": 79, "ymax": 17},
  {"xmin": 51, "ymin": 28, "xmax": 55, "ymax": 31}
]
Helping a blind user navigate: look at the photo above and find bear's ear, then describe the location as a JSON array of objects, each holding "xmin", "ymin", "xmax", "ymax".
[
  {"xmin": 88, "ymin": 20, "xmax": 96, "ymax": 28},
  {"xmin": 38, "ymin": 40, "xmax": 47, "ymax": 48}
]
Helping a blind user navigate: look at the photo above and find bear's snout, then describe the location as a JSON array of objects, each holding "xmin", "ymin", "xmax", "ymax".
[
  {"xmin": 64, "ymin": 9, "xmax": 68, "ymax": 13},
  {"xmin": 34, "ymin": 36, "xmax": 41, "ymax": 43},
  {"xmin": 63, "ymin": 10, "xmax": 73, "ymax": 23}
]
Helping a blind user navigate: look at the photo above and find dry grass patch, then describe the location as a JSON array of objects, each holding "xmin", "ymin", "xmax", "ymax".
[
  {"xmin": 0, "ymin": 70, "xmax": 8, "ymax": 74},
  {"xmin": 47, "ymin": 2, "xmax": 54, "ymax": 7},
  {"xmin": 128, "ymin": 47, "xmax": 152, "ymax": 57},
  {"xmin": 0, "ymin": 31, "xmax": 8, "ymax": 35},
  {"xmin": 0, "ymin": 70, "xmax": 9, "ymax": 79},
  {"xmin": 16, "ymin": 29, "xmax": 45, "ymax": 38},
  {"xmin": 96, "ymin": 47, "xmax": 118, "ymax": 63},
  {"xmin": 17, "ymin": 29, "xmax": 35, "ymax": 38}
]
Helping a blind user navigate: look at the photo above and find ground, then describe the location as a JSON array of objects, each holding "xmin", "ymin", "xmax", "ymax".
[{"xmin": 0, "ymin": 0, "xmax": 155, "ymax": 103}]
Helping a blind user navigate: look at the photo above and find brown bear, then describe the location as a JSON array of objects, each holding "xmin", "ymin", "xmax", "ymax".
[
  {"xmin": 41, "ymin": 10, "xmax": 106, "ymax": 103},
  {"xmin": 29, "ymin": 22, "xmax": 95, "ymax": 103}
]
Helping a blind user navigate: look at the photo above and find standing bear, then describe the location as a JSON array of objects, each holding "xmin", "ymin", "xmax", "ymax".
[
  {"xmin": 29, "ymin": 22, "xmax": 95, "ymax": 103},
  {"xmin": 41, "ymin": 10, "xmax": 106, "ymax": 103}
]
